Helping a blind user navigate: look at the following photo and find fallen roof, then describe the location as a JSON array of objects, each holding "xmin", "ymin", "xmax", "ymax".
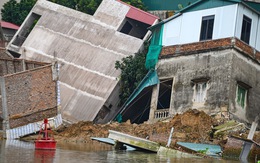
[
  {"xmin": 0, "ymin": 21, "xmax": 19, "ymax": 30},
  {"xmin": 117, "ymin": 0, "xmax": 159, "ymax": 25}
]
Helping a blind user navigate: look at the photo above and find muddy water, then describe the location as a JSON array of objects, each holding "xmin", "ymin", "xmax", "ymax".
[{"xmin": 0, "ymin": 140, "xmax": 240, "ymax": 163}]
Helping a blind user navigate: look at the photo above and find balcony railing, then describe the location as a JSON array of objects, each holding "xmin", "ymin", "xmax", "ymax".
[{"xmin": 154, "ymin": 109, "xmax": 169, "ymax": 119}]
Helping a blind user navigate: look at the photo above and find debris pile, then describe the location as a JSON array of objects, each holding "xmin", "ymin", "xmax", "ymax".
[{"xmin": 55, "ymin": 109, "xmax": 217, "ymax": 146}]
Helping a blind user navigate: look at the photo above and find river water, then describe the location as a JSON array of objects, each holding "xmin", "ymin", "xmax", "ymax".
[{"xmin": 0, "ymin": 140, "xmax": 240, "ymax": 163}]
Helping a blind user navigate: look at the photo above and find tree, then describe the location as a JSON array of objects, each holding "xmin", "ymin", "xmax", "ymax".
[
  {"xmin": 121, "ymin": 0, "xmax": 147, "ymax": 11},
  {"xmin": 49, "ymin": 0, "xmax": 77, "ymax": 10},
  {"xmin": 1, "ymin": 0, "xmax": 36, "ymax": 25},
  {"xmin": 1, "ymin": 0, "xmax": 19, "ymax": 25},
  {"xmin": 76, "ymin": 0, "xmax": 102, "ymax": 15},
  {"xmin": 115, "ymin": 42, "xmax": 149, "ymax": 106}
]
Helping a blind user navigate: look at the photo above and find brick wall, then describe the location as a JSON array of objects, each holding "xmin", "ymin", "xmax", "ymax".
[
  {"xmin": 0, "ymin": 48, "xmax": 12, "ymax": 60},
  {"xmin": 161, "ymin": 38, "xmax": 232, "ymax": 56},
  {"xmin": 160, "ymin": 37, "xmax": 260, "ymax": 64},
  {"xmin": 3, "ymin": 65, "xmax": 57, "ymax": 128},
  {"xmin": 0, "ymin": 57, "xmax": 47, "ymax": 76}
]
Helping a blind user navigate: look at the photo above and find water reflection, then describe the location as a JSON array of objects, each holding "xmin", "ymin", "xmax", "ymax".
[
  {"xmin": 0, "ymin": 140, "xmax": 240, "ymax": 163},
  {"xmin": 34, "ymin": 149, "xmax": 56, "ymax": 163}
]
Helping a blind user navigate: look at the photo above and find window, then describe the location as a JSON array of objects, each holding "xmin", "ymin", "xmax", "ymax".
[
  {"xmin": 193, "ymin": 82, "xmax": 207, "ymax": 103},
  {"xmin": 236, "ymin": 84, "xmax": 248, "ymax": 109},
  {"xmin": 157, "ymin": 79, "xmax": 173, "ymax": 109},
  {"xmin": 192, "ymin": 78, "xmax": 209, "ymax": 103},
  {"xmin": 120, "ymin": 21, "xmax": 133, "ymax": 34},
  {"xmin": 200, "ymin": 15, "xmax": 215, "ymax": 41},
  {"xmin": 12, "ymin": 13, "xmax": 41, "ymax": 46},
  {"xmin": 241, "ymin": 15, "xmax": 252, "ymax": 44}
]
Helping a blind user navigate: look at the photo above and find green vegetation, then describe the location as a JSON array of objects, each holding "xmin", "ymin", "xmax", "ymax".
[
  {"xmin": 115, "ymin": 42, "xmax": 149, "ymax": 106},
  {"xmin": 198, "ymin": 148, "xmax": 209, "ymax": 154},
  {"xmin": 1, "ymin": 0, "xmax": 36, "ymax": 25},
  {"xmin": 121, "ymin": 0, "xmax": 147, "ymax": 11}
]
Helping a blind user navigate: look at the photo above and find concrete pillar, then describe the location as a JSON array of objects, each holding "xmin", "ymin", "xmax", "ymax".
[
  {"xmin": 247, "ymin": 116, "xmax": 259, "ymax": 140},
  {"xmin": 0, "ymin": 77, "xmax": 10, "ymax": 133},
  {"xmin": 148, "ymin": 84, "xmax": 159, "ymax": 122},
  {"xmin": 169, "ymin": 77, "xmax": 175, "ymax": 115},
  {"xmin": 22, "ymin": 59, "xmax": 26, "ymax": 71}
]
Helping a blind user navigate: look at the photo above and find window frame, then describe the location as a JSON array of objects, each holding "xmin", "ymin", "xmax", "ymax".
[
  {"xmin": 157, "ymin": 78, "xmax": 173, "ymax": 110},
  {"xmin": 240, "ymin": 15, "xmax": 252, "ymax": 44},
  {"xmin": 199, "ymin": 15, "xmax": 215, "ymax": 41},
  {"xmin": 192, "ymin": 78, "xmax": 210, "ymax": 103},
  {"xmin": 236, "ymin": 82, "xmax": 250, "ymax": 109}
]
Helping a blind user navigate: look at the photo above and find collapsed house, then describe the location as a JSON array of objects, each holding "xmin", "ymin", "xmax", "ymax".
[
  {"xmin": 119, "ymin": 0, "xmax": 260, "ymax": 124},
  {"xmin": 6, "ymin": 0, "xmax": 158, "ymax": 124},
  {"xmin": 0, "ymin": 21, "xmax": 20, "ymax": 47},
  {"xmin": 0, "ymin": 49, "xmax": 61, "ymax": 138}
]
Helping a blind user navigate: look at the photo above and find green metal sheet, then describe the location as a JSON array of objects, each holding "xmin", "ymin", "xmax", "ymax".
[
  {"xmin": 142, "ymin": 0, "xmax": 197, "ymax": 11},
  {"xmin": 178, "ymin": 0, "xmax": 238, "ymax": 13},
  {"xmin": 244, "ymin": 1, "xmax": 260, "ymax": 13},
  {"xmin": 124, "ymin": 70, "xmax": 159, "ymax": 108},
  {"xmin": 177, "ymin": 142, "xmax": 222, "ymax": 156},
  {"xmin": 142, "ymin": 0, "xmax": 240, "ymax": 11}
]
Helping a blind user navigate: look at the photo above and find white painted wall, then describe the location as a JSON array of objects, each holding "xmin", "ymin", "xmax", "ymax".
[
  {"xmin": 235, "ymin": 4, "xmax": 260, "ymax": 51},
  {"xmin": 257, "ymin": 16, "xmax": 260, "ymax": 51},
  {"xmin": 163, "ymin": 4, "xmax": 238, "ymax": 46}
]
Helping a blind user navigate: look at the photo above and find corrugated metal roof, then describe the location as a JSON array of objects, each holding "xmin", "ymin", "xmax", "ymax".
[
  {"xmin": 117, "ymin": 0, "xmax": 159, "ymax": 25},
  {"xmin": 1, "ymin": 21, "xmax": 19, "ymax": 30}
]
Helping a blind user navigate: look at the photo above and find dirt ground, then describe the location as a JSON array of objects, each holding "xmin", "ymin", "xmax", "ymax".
[{"xmin": 54, "ymin": 109, "xmax": 224, "ymax": 148}]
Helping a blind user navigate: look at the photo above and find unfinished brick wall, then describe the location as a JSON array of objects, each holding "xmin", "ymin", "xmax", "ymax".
[
  {"xmin": 0, "ymin": 57, "xmax": 47, "ymax": 76},
  {"xmin": 160, "ymin": 37, "xmax": 260, "ymax": 64},
  {"xmin": 0, "ymin": 49, "xmax": 12, "ymax": 60},
  {"xmin": 3, "ymin": 65, "xmax": 57, "ymax": 128},
  {"xmin": 161, "ymin": 38, "xmax": 232, "ymax": 56}
]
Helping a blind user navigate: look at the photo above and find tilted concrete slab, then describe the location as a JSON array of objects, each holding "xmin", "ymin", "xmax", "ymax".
[
  {"xmin": 7, "ymin": 0, "xmax": 158, "ymax": 123},
  {"xmin": 108, "ymin": 130, "xmax": 160, "ymax": 152}
]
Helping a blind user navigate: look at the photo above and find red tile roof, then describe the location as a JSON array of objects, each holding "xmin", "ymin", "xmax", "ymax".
[
  {"xmin": 117, "ymin": 0, "xmax": 159, "ymax": 25},
  {"xmin": 0, "ymin": 21, "xmax": 19, "ymax": 30}
]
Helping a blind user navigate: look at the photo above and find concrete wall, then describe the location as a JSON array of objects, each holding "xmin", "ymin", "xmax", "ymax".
[
  {"xmin": 157, "ymin": 49, "xmax": 232, "ymax": 115},
  {"xmin": 156, "ymin": 46, "xmax": 260, "ymax": 123},
  {"xmin": 162, "ymin": 4, "xmax": 237, "ymax": 46},
  {"xmin": 1, "ymin": 65, "xmax": 57, "ymax": 129},
  {"xmin": 229, "ymin": 51, "xmax": 260, "ymax": 123}
]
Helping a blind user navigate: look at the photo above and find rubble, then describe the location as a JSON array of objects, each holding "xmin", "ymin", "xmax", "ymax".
[{"xmin": 19, "ymin": 109, "xmax": 260, "ymax": 161}]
